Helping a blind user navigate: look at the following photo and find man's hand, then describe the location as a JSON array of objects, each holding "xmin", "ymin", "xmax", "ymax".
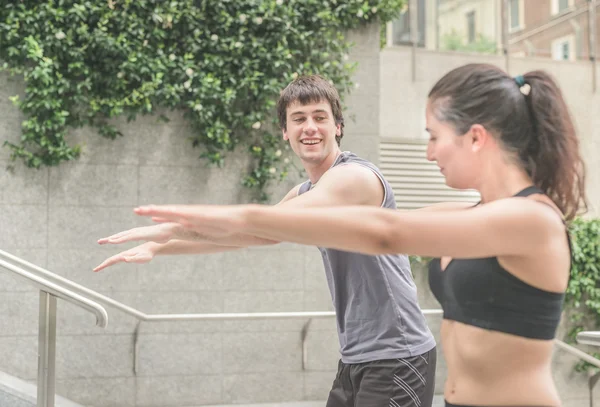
[{"xmin": 93, "ymin": 242, "xmax": 157, "ymax": 272}]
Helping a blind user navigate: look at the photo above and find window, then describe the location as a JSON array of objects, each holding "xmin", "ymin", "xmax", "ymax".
[
  {"xmin": 560, "ymin": 42, "xmax": 569, "ymax": 59},
  {"xmin": 552, "ymin": 0, "xmax": 572, "ymax": 15},
  {"xmin": 552, "ymin": 36, "xmax": 574, "ymax": 61},
  {"xmin": 389, "ymin": 0, "xmax": 426, "ymax": 46},
  {"xmin": 509, "ymin": 0, "xmax": 521, "ymax": 31},
  {"xmin": 466, "ymin": 11, "xmax": 476, "ymax": 43}
]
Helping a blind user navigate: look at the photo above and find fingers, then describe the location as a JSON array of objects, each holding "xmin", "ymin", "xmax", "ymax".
[
  {"xmin": 152, "ymin": 217, "xmax": 172, "ymax": 223},
  {"xmin": 134, "ymin": 205, "xmax": 182, "ymax": 219},
  {"xmin": 93, "ymin": 254, "xmax": 125, "ymax": 272},
  {"xmin": 122, "ymin": 252, "xmax": 152, "ymax": 264},
  {"xmin": 98, "ymin": 235, "xmax": 132, "ymax": 245},
  {"xmin": 135, "ymin": 205, "xmax": 201, "ymax": 226},
  {"xmin": 98, "ymin": 231, "xmax": 128, "ymax": 245},
  {"xmin": 98, "ymin": 224, "xmax": 173, "ymax": 245},
  {"xmin": 98, "ymin": 229, "xmax": 140, "ymax": 245},
  {"xmin": 93, "ymin": 251, "xmax": 152, "ymax": 272}
]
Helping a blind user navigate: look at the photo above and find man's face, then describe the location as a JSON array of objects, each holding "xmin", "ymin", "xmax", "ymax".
[{"xmin": 282, "ymin": 100, "xmax": 341, "ymax": 164}]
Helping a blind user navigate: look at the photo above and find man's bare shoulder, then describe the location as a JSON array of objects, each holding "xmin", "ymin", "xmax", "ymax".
[{"xmin": 316, "ymin": 164, "xmax": 383, "ymax": 206}]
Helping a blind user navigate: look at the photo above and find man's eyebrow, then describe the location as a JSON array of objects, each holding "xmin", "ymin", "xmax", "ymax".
[{"xmin": 290, "ymin": 109, "xmax": 330, "ymax": 116}]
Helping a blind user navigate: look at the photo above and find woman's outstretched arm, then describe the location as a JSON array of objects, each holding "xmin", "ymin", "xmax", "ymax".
[{"xmin": 134, "ymin": 198, "xmax": 563, "ymax": 260}]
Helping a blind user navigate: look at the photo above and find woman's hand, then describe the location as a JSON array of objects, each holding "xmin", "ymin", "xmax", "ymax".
[
  {"xmin": 133, "ymin": 204, "xmax": 251, "ymax": 240},
  {"xmin": 97, "ymin": 222, "xmax": 181, "ymax": 245}
]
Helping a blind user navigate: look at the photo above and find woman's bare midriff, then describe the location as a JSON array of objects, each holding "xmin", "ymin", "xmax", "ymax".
[{"xmin": 442, "ymin": 319, "xmax": 561, "ymax": 407}]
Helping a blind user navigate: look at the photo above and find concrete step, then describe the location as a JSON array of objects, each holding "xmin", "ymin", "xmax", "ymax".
[{"xmin": 0, "ymin": 370, "xmax": 84, "ymax": 407}]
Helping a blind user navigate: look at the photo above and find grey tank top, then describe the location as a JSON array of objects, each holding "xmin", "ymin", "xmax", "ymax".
[{"xmin": 298, "ymin": 151, "xmax": 436, "ymax": 363}]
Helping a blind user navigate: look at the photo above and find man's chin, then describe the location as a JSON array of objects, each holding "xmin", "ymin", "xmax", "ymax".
[{"xmin": 299, "ymin": 153, "xmax": 325, "ymax": 164}]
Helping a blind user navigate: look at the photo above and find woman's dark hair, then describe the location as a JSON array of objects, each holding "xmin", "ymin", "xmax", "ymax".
[{"xmin": 428, "ymin": 63, "xmax": 587, "ymax": 220}]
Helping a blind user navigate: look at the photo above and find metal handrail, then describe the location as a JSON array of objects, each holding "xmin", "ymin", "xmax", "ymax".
[
  {"xmin": 577, "ymin": 331, "xmax": 600, "ymax": 347},
  {"xmin": 0, "ymin": 254, "xmax": 109, "ymax": 407},
  {"xmin": 0, "ymin": 258, "xmax": 108, "ymax": 328},
  {"xmin": 0, "ymin": 249, "xmax": 444, "ymax": 322},
  {"xmin": 555, "ymin": 338, "xmax": 600, "ymax": 369},
  {"xmin": 0, "ymin": 249, "xmax": 333, "ymax": 321},
  {"xmin": 573, "ymin": 331, "xmax": 600, "ymax": 407},
  {"xmin": 3, "ymin": 247, "xmax": 600, "ymax": 406},
  {"xmin": 0, "ymin": 249, "xmax": 147, "ymax": 320},
  {"xmin": 0, "ymin": 248, "xmax": 439, "ymax": 407}
]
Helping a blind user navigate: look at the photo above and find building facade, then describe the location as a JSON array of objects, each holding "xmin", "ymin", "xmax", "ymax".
[{"xmin": 389, "ymin": 0, "xmax": 600, "ymax": 61}]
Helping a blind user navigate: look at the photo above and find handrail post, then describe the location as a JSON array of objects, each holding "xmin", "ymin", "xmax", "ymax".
[
  {"xmin": 589, "ymin": 371, "xmax": 600, "ymax": 407},
  {"xmin": 38, "ymin": 291, "xmax": 57, "ymax": 407},
  {"xmin": 301, "ymin": 318, "xmax": 313, "ymax": 371}
]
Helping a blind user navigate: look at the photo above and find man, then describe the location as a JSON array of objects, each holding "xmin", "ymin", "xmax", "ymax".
[{"xmin": 95, "ymin": 75, "xmax": 437, "ymax": 407}]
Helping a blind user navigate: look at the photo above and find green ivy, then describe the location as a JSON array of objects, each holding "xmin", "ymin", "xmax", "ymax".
[
  {"xmin": 440, "ymin": 29, "xmax": 497, "ymax": 55},
  {"xmin": 565, "ymin": 217, "xmax": 600, "ymax": 372},
  {"xmin": 0, "ymin": 0, "xmax": 405, "ymax": 201}
]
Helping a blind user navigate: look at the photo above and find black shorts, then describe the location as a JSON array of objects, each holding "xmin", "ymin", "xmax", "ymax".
[
  {"xmin": 445, "ymin": 403, "xmax": 554, "ymax": 407},
  {"xmin": 326, "ymin": 347, "xmax": 437, "ymax": 407}
]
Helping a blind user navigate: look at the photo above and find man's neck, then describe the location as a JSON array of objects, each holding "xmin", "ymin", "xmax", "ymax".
[{"xmin": 304, "ymin": 149, "xmax": 343, "ymax": 184}]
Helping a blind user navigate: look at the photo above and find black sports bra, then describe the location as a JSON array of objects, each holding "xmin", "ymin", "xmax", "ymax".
[{"xmin": 428, "ymin": 186, "xmax": 569, "ymax": 340}]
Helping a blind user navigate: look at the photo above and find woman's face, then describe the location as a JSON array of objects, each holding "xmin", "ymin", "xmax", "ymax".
[{"xmin": 425, "ymin": 101, "xmax": 479, "ymax": 190}]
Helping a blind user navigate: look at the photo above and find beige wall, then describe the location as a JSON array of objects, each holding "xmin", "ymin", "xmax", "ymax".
[{"xmin": 424, "ymin": 0, "xmax": 439, "ymax": 49}]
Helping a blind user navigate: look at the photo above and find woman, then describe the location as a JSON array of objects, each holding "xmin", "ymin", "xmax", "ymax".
[{"xmin": 131, "ymin": 63, "xmax": 587, "ymax": 407}]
